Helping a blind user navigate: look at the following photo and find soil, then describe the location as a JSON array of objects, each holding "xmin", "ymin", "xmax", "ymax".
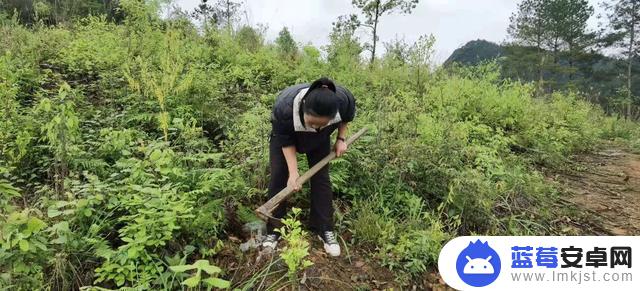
[
  {"xmin": 216, "ymin": 143, "xmax": 640, "ymax": 290},
  {"xmin": 550, "ymin": 144, "xmax": 640, "ymax": 236},
  {"xmin": 214, "ymin": 233, "xmax": 452, "ymax": 290}
]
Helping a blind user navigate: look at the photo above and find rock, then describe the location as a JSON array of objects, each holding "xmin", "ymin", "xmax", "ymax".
[
  {"xmin": 300, "ymin": 272, "xmax": 307, "ymax": 284},
  {"xmin": 242, "ymin": 221, "xmax": 267, "ymax": 236},
  {"xmin": 354, "ymin": 261, "xmax": 365, "ymax": 268},
  {"xmin": 240, "ymin": 238, "xmax": 264, "ymax": 252}
]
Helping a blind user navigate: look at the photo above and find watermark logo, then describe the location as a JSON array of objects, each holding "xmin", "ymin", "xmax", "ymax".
[
  {"xmin": 456, "ymin": 239, "xmax": 501, "ymax": 287},
  {"xmin": 438, "ymin": 236, "xmax": 638, "ymax": 290}
]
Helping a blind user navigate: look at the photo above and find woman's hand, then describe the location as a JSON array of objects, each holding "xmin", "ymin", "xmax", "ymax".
[
  {"xmin": 287, "ymin": 171, "xmax": 301, "ymax": 192},
  {"xmin": 334, "ymin": 140, "xmax": 348, "ymax": 157}
]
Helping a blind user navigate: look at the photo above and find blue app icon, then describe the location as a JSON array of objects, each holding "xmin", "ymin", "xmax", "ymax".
[{"xmin": 456, "ymin": 240, "xmax": 501, "ymax": 287}]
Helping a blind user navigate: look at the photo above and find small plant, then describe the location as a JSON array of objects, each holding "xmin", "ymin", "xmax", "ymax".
[
  {"xmin": 0, "ymin": 208, "xmax": 49, "ymax": 288},
  {"xmin": 169, "ymin": 259, "xmax": 230, "ymax": 289},
  {"xmin": 275, "ymin": 207, "xmax": 314, "ymax": 281}
]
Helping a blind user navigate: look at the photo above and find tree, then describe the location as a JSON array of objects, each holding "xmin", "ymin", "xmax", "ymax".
[
  {"xmin": 191, "ymin": 0, "xmax": 240, "ymax": 33},
  {"xmin": 508, "ymin": 0, "xmax": 548, "ymax": 91},
  {"xmin": 544, "ymin": 0, "xmax": 594, "ymax": 81},
  {"xmin": 215, "ymin": 0, "xmax": 240, "ymax": 34},
  {"xmin": 602, "ymin": 0, "xmax": 640, "ymax": 118},
  {"xmin": 275, "ymin": 27, "xmax": 297, "ymax": 58},
  {"xmin": 351, "ymin": 0, "xmax": 419, "ymax": 65},
  {"xmin": 236, "ymin": 25, "xmax": 263, "ymax": 52},
  {"xmin": 507, "ymin": 0, "xmax": 594, "ymax": 92},
  {"xmin": 326, "ymin": 14, "xmax": 362, "ymax": 66},
  {"xmin": 191, "ymin": 0, "xmax": 218, "ymax": 30},
  {"xmin": 382, "ymin": 35, "xmax": 410, "ymax": 65},
  {"xmin": 408, "ymin": 34, "xmax": 435, "ymax": 96}
]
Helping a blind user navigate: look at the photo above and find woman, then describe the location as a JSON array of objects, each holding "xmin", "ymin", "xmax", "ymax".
[{"xmin": 262, "ymin": 77, "xmax": 356, "ymax": 257}]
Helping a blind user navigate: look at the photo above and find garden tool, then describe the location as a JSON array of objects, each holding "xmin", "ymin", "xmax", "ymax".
[{"xmin": 254, "ymin": 127, "xmax": 368, "ymax": 223}]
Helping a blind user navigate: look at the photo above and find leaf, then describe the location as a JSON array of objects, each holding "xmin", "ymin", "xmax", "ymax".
[
  {"xmin": 169, "ymin": 264, "xmax": 196, "ymax": 273},
  {"xmin": 27, "ymin": 217, "xmax": 46, "ymax": 233},
  {"xmin": 127, "ymin": 247, "xmax": 138, "ymax": 258},
  {"xmin": 184, "ymin": 245, "xmax": 196, "ymax": 255},
  {"xmin": 51, "ymin": 236, "xmax": 67, "ymax": 244},
  {"xmin": 19, "ymin": 240, "xmax": 29, "ymax": 252},
  {"xmin": 47, "ymin": 208, "xmax": 61, "ymax": 218},
  {"xmin": 303, "ymin": 260, "xmax": 314, "ymax": 268},
  {"xmin": 0, "ymin": 180, "xmax": 21, "ymax": 198},
  {"xmin": 194, "ymin": 260, "xmax": 221, "ymax": 274},
  {"xmin": 203, "ymin": 277, "xmax": 230, "ymax": 289},
  {"xmin": 149, "ymin": 149, "xmax": 162, "ymax": 162},
  {"xmin": 115, "ymin": 274, "xmax": 125, "ymax": 286},
  {"xmin": 181, "ymin": 275, "xmax": 201, "ymax": 287}
]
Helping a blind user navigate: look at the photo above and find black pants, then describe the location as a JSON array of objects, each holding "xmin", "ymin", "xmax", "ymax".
[{"xmin": 267, "ymin": 129, "xmax": 335, "ymax": 234}]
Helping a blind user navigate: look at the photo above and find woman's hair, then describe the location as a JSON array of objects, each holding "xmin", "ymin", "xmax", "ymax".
[{"xmin": 302, "ymin": 77, "xmax": 339, "ymax": 118}]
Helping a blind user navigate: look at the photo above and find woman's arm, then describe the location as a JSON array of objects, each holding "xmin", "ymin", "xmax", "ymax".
[
  {"xmin": 282, "ymin": 145, "xmax": 301, "ymax": 191},
  {"xmin": 337, "ymin": 122, "xmax": 348, "ymax": 140},
  {"xmin": 335, "ymin": 122, "xmax": 349, "ymax": 157}
]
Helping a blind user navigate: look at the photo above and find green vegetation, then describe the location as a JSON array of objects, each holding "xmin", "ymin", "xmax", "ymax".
[
  {"xmin": 446, "ymin": 0, "xmax": 640, "ymax": 119},
  {"xmin": 1, "ymin": 0, "xmax": 639, "ymax": 289},
  {"xmin": 275, "ymin": 208, "xmax": 313, "ymax": 283}
]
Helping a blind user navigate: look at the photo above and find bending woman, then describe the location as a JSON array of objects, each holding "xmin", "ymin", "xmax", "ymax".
[{"xmin": 262, "ymin": 77, "xmax": 356, "ymax": 257}]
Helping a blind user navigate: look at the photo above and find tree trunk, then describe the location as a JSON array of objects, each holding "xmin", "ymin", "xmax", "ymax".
[
  {"xmin": 370, "ymin": 1, "xmax": 379, "ymax": 65},
  {"xmin": 627, "ymin": 9, "xmax": 635, "ymax": 120},
  {"xmin": 226, "ymin": 0, "xmax": 231, "ymax": 34},
  {"xmin": 537, "ymin": 30, "xmax": 545, "ymax": 96}
]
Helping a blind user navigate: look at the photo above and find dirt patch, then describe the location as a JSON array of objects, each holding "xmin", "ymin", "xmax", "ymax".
[
  {"xmin": 550, "ymin": 146, "xmax": 640, "ymax": 235},
  {"xmin": 213, "ymin": 234, "xmax": 452, "ymax": 290},
  {"xmin": 214, "ymin": 238, "xmax": 398, "ymax": 290}
]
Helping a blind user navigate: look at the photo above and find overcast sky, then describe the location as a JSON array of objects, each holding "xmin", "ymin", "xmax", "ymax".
[{"xmin": 173, "ymin": 0, "xmax": 605, "ymax": 64}]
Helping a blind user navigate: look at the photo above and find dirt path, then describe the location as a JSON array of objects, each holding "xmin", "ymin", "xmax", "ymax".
[{"xmin": 552, "ymin": 146, "xmax": 640, "ymax": 235}]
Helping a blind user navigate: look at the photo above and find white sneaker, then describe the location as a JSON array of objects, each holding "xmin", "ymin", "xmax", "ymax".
[
  {"xmin": 262, "ymin": 234, "xmax": 280, "ymax": 249},
  {"xmin": 318, "ymin": 231, "xmax": 341, "ymax": 257}
]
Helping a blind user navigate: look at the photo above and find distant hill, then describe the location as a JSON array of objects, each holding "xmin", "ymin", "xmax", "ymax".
[
  {"xmin": 443, "ymin": 39, "xmax": 639, "ymax": 107},
  {"xmin": 444, "ymin": 40, "xmax": 504, "ymax": 66}
]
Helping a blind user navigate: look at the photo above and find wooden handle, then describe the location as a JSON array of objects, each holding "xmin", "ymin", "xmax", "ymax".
[{"xmin": 255, "ymin": 127, "xmax": 368, "ymax": 221}]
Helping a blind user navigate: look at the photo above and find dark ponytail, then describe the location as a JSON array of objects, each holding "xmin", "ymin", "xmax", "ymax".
[{"xmin": 302, "ymin": 77, "xmax": 339, "ymax": 118}]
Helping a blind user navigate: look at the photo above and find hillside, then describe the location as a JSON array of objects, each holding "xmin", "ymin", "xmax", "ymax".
[
  {"xmin": 2, "ymin": 2, "xmax": 640, "ymax": 290},
  {"xmin": 445, "ymin": 39, "xmax": 640, "ymax": 110}
]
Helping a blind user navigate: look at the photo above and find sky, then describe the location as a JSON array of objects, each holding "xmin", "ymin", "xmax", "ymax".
[{"xmin": 173, "ymin": 0, "xmax": 606, "ymax": 64}]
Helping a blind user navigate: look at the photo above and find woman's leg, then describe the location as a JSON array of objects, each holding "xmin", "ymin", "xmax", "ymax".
[
  {"xmin": 306, "ymin": 137, "xmax": 333, "ymax": 234},
  {"xmin": 267, "ymin": 137, "xmax": 289, "ymax": 234}
]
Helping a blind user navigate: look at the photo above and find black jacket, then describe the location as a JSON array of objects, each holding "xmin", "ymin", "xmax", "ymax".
[{"xmin": 270, "ymin": 83, "xmax": 356, "ymax": 148}]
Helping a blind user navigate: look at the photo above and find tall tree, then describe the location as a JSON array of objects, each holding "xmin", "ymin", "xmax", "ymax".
[
  {"xmin": 408, "ymin": 34, "xmax": 435, "ymax": 96},
  {"xmin": 215, "ymin": 0, "xmax": 240, "ymax": 34},
  {"xmin": 275, "ymin": 27, "xmax": 297, "ymax": 58},
  {"xmin": 544, "ymin": 0, "xmax": 594, "ymax": 80},
  {"xmin": 351, "ymin": 0, "xmax": 419, "ymax": 65},
  {"xmin": 508, "ymin": 0, "xmax": 548, "ymax": 92},
  {"xmin": 191, "ymin": 0, "xmax": 218, "ymax": 29},
  {"xmin": 508, "ymin": 0, "xmax": 593, "ymax": 91},
  {"xmin": 191, "ymin": 0, "xmax": 240, "ymax": 33},
  {"xmin": 602, "ymin": 0, "xmax": 640, "ymax": 118},
  {"xmin": 327, "ymin": 14, "xmax": 362, "ymax": 66}
]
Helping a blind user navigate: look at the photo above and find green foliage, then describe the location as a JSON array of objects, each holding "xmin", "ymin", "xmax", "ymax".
[
  {"xmin": 351, "ymin": 0, "xmax": 420, "ymax": 63},
  {"xmin": 169, "ymin": 259, "xmax": 230, "ymax": 289},
  {"xmin": 275, "ymin": 27, "xmax": 298, "ymax": 59},
  {"xmin": 0, "ymin": 209, "xmax": 49, "ymax": 289},
  {"xmin": 275, "ymin": 208, "xmax": 314, "ymax": 281},
  {"xmin": 1, "ymin": 1, "xmax": 639, "ymax": 288},
  {"xmin": 236, "ymin": 25, "xmax": 264, "ymax": 53},
  {"xmin": 0, "ymin": 0, "xmax": 121, "ymax": 25}
]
